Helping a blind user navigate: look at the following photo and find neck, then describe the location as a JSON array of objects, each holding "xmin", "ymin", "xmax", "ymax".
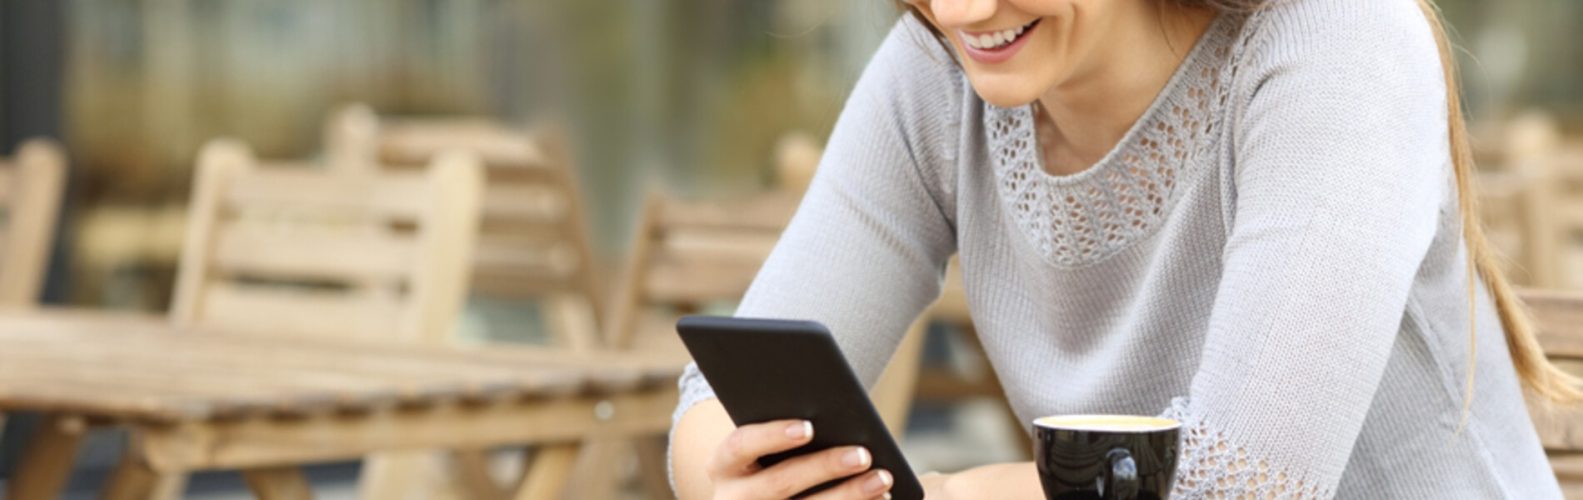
[{"xmin": 1036, "ymin": 3, "xmax": 1216, "ymax": 168}]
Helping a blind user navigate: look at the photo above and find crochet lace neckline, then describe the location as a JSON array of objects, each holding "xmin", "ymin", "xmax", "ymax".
[{"xmin": 987, "ymin": 14, "xmax": 1238, "ymax": 268}]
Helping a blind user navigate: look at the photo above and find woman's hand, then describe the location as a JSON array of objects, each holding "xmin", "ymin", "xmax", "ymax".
[{"xmin": 708, "ymin": 419, "xmax": 895, "ymax": 499}]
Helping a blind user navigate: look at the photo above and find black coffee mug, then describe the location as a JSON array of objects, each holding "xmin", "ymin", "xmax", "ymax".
[{"xmin": 1033, "ymin": 415, "xmax": 1180, "ymax": 500}]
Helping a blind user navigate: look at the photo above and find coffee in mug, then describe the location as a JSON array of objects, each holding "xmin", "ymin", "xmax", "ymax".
[{"xmin": 1033, "ymin": 415, "xmax": 1180, "ymax": 500}]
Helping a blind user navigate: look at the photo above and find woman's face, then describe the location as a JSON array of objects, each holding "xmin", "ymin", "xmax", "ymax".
[{"xmin": 907, "ymin": 0, "xmax": 1127, "ymax": 108}]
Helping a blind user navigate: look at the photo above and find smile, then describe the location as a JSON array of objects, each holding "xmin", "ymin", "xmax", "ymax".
[
  {"xmin": 960, "ymin": 18, "xmax": 1040, "ymax": 51},
  {"xmin": 958, "ymin": 19, "xmax": 1041, "ymax": 64}
]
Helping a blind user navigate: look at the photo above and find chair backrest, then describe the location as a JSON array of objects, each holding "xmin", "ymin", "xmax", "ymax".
[
  {"xmin": 604, "ymin": 190, "xmax": 802, "ymax": 352},
  {"xmin": 1520, "ymin": 289, "xmax": 1583, "ymax": 488},
  {"xmin": 0, "ymin": 140, "xmax": 65, "ymax": 308},
  {"xmin": 1478, "ymin": 113, "xmax": 1583, "ymax": 288},
  {"xmin": 171, "ymin": 139, "xmax": 482, "ymax": 344},
  {"xmin": 602, "ymin": 130, "xmax": 821, "ymax": 351},
  {"xmin": 327, "ymin": 105, "xmax": 606, "ymax": 349}
]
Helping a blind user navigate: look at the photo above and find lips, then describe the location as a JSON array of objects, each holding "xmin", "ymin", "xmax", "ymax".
[{"xmin": 958, "ymin": 19, "xmax": 1041, "ymax": 64}]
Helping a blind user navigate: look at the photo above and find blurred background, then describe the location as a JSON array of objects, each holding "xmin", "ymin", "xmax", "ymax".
[{"xmin": 1, "ymin": 0, "xmax": 1581, "ymax": 498}]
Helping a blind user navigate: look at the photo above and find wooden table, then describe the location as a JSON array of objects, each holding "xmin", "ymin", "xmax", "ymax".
[{"xmin": 0, "ymin": 309, "xmax": 683, "ymax": 500}]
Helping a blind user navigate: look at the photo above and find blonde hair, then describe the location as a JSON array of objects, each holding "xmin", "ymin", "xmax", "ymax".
[
  {"xmin": 897, "ymin": 0, "xmax": 1581, "ymax": 403},
  {"xmin": 1412, "ymin": 0, "xmax": 1580, "ymax": 404}
]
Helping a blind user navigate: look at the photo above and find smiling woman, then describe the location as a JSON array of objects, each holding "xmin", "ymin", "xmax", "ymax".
[{"xmin": 668, "ymin": 0, "xmax": 1576, "ymax": 498}]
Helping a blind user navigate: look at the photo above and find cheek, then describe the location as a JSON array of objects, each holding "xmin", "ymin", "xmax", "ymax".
[{"xmin": 1007, "ymin": 0, "xmax": 1075, "ymax": 16}]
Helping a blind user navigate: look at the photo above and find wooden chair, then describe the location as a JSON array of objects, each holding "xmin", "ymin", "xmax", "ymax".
[
  {"xmin": 1477, "ymin": 113, "xmax": 1583, "ymax": 289},
  {"xmin": 0, "ymin": 139, "xmax": 65, "ymax": 460},
  {"xmin": 1521, "ymin": 289, "xmax": 1583, "ymax": 498},
  {"xmin": 104, "ymin": 138, "xmax": 484, "ymax": 498},
  {"xmin": 328, "ymin": 104, "xmax": 604, "ymax": 351},
  {"xmin": 0, "ymin": 139, "xmax": 65, "ymax": 308},
  {"xmin": 329, "ymin": 105, "xmax": 615, "ymax": 499}
]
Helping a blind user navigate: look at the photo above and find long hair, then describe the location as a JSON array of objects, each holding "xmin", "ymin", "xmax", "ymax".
[{"xmin": 895, "ymin": 0, "xmax": 1581, "ymax": 404}]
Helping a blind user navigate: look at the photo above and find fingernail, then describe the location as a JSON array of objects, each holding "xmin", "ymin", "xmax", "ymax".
[
  {"xmin": 842, "ymin": 447, "xmax": 871, "ymax": 468},
  {"xmin": 863, "ymin": 469, "xmax": 893, "ymax": 494},
  {"xmin": 785, "ymin": 420, "xmax": 812, "ymax": 440}
]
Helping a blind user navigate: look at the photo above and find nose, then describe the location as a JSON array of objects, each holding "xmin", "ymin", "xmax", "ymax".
[{"xmin": 929, "ymin": 0, "xmax": 996, "ymax": 27}]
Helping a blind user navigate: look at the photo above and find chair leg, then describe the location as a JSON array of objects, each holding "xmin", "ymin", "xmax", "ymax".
[
  {"xmin": 871, "ymin": 319, "xmax": 927, "ymax": 439},
  {"xmin": 7, "ymin": 414, "xmax": 87, "ymax": 500},
  {"xmin": 103, "ymin": 451, "xmax": 188, "ymax": 500},
  {"xmin": 512, "ymin": 443, "xmax": 579, "ymax": 500},
  {"xmin": 359, "ymin": 451, "xmax": 452, "ymax": 500},
  {"xmin": 543, "ymin": 294, "xmax": 599, "ymax": 352},
  {"xmin": 452, "ymin": 448, "xmax": 512, "ymax": 500},
  {"xmin": 562, "ymin": 439, "xmax": 626, "ymax": 500},
  {"xmin": 242, "ymin": 466, "xmax": 315, "ymax": 500},
  {"xmin": 633, "ymin": 435, "xmax": 674, "ymax": 499}
]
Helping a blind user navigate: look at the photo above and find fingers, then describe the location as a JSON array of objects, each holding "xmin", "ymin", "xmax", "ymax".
[
  {"xmin": 804, "ymin": 469, "xmax": 895, "ymax": 500},
  {"xmin": 754, "ymin": 445, "xmax": 875, "ymax": 499},
  {"xmin": 710, "ymin": 419, "xmax": 814, "ymax": 476}
]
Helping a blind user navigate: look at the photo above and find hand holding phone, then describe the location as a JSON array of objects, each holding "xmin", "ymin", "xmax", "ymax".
[
  {"xmin": 705, "ymin": 417, "xmax": 896, "ymax": 499},
  {"xmin": 677, "ymin": 316, "xmax": 924, "ymax": 499}
]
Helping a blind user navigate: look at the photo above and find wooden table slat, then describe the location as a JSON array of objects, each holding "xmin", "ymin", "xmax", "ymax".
[{"xmin": 0, "ymin": 310, "xmax": 686, "ymax": 422}]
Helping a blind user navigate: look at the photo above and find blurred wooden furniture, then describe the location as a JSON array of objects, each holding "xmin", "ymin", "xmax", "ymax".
[
  {"xmin": 0, "ymin": 309, "xmax": 680, "ymax": 500},
  {"xmin": 330, "ymin": 106, "xmax": 621, "ymax": 499},
  {"xmin": 772, "ymin": 131, "xmax": 821, "ymax": 193},
  {"xmin": 81, "ymin": 138, "xmax": 484, "ymax": 499},
  {"xmin": 605, "ymin": 190, "xmax": 802, "ymax": 355},
  {"xmin": 0, "ymin": 139, "xmax": 65, "ymax": 307},
  {"xmin": 171, "ymin": 138, "xmax": 481, "ymax": 342},
  {"xmin": 1478, "ymin": 113, "xmax": 1583, "ymax": 289},
  {"xmin": 328, "ymin": 104, "xmax": 604, "ymax": 350},
  {"xmin": 1521, "ymin": 288, "xmax": 1583, "ymax": 498}
]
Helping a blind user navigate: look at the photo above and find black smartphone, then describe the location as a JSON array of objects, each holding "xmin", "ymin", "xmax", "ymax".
[{"xmin": 676, "ymin": 315, "xmax": 923, "ymax": 500}]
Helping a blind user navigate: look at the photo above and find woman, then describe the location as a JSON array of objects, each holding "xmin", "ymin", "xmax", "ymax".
[{"xmin": 670, "ymin": 0, "xmax": 1577, "ymax": 497}]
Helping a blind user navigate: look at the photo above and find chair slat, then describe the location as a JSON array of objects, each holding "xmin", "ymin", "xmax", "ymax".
[
  {"xmin": 378, "ymin": 122, "xmax": 549, "ymax": 168},
  {"xmin": 482, "ymin": 184, "xmax": 568, "ymax": 222},
  {"xmin": 212, "ymin": 223, "xmax": 418, "ymax": 283},
  {"xmin": 223, "ymin": 169, "xmax": 432, "ymax": 221},
  {"xmin": 473, "ymin": 240, "xmax": 579, "ymax": 278},
  {"xmin": 1532, "ymin": 401, "xmax": 1583, "ymax": 452},
  {"xmin": 658, "ymin": 229, "xmax": 779, "ymax": 263},
  {"xmin": 1524, "ymin": 289, "xmax": 1583, "ymax": 361},
  {"xmin": 657, "ymin": 194, "xmax": 800, "ymax": 232},
  {"xmin": 202, "ymin": 282, "xmax": 407, "ymax": 340},
  {"xmin": 642, "ymin": 258, "xmax": 761, "ymax": 305}
]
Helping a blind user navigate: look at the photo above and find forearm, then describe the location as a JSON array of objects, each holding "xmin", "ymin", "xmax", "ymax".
[
  {"xmin": 672, "ymin": 399, "xmax": 734, "ymax": 500},
  {"xmin": 937, "ymin": 462, "xmax": 1043, "ymax": 499}
]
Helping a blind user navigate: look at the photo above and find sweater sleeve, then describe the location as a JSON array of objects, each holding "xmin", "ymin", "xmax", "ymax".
[
  {"xmin": 1168, "ymin": 1, "xmax": 1449, "ymax": 497},
  {"xmin": 671, "ymin": 16, "xmax": 961, "ymax": 426}
]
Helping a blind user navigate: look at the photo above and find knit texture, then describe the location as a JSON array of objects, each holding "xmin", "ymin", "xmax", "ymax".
[{"xmin": 672, "ymin": 0, "xmax": 1561, "ymax": 497}]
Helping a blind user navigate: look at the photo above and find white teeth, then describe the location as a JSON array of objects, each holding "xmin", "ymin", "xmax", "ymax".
[{"xmin": 962, "ymin": 22, "xmax": 1032, "ymax": 50}]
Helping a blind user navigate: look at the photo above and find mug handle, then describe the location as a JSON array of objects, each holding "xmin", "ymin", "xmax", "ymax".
[{"xmin": 1099, "ymin": 448, "xmax": 1140, "ymax": 500}]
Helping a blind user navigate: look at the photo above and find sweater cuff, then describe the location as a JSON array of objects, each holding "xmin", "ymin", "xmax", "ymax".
[{"xmin": 1162, "ymin": 397, "xmax": 1334, "ymax": 499}]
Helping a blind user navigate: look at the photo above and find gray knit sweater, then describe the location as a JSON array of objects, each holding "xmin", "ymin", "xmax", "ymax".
[{"xmin": 672, "ymin": 0, "xmax": 1561, "ymax": 496}]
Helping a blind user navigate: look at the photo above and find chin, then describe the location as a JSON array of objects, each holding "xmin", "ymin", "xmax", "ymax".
[{"xmin": 964, "ymin": 72, "xmax": 1045, "ymax": 109}]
